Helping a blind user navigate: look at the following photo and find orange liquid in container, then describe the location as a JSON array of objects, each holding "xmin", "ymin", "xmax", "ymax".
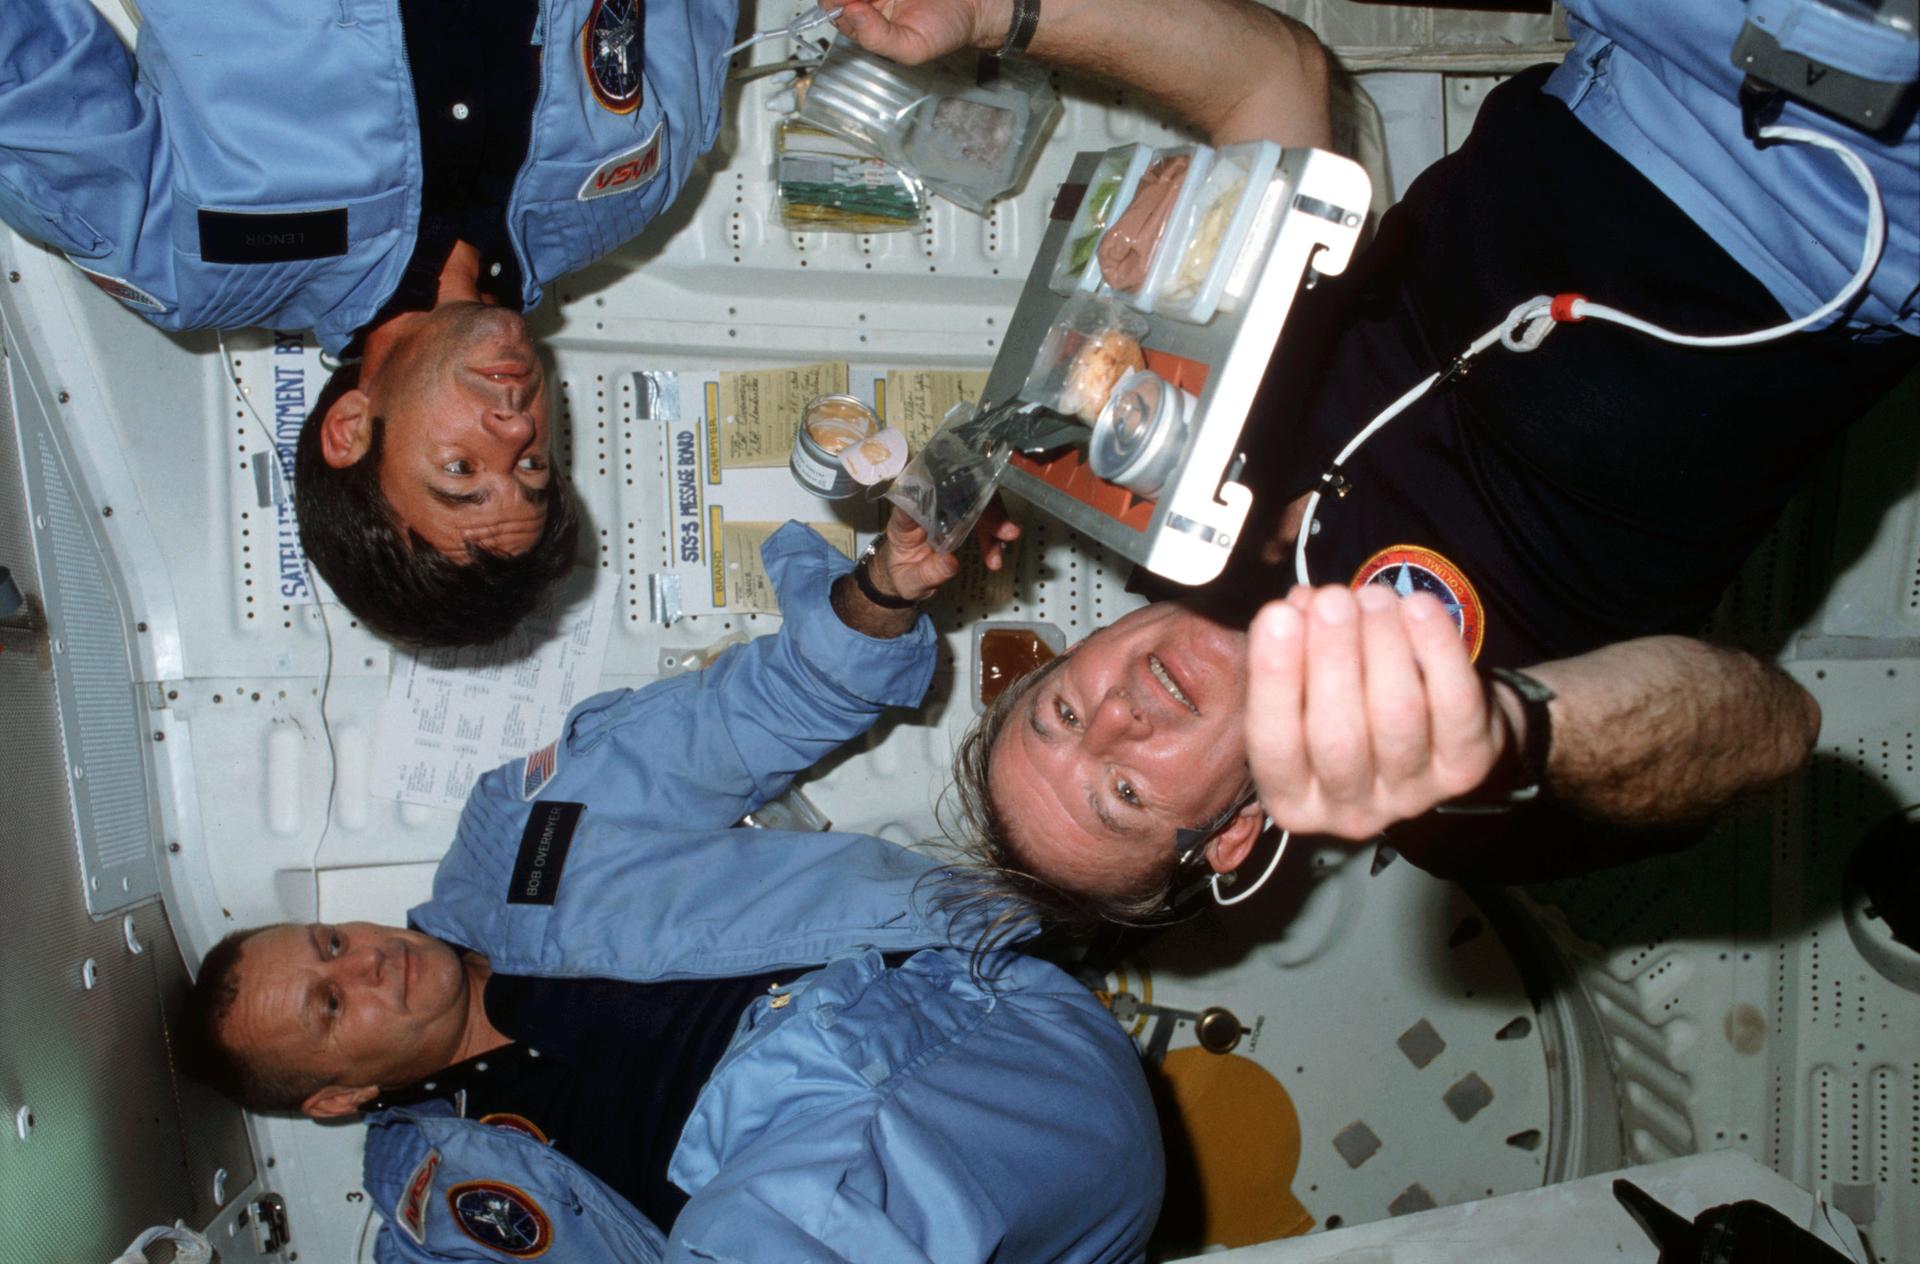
[{"xmin": 979, "ymin": 629, "xmax": 1058, "ymax": 707}]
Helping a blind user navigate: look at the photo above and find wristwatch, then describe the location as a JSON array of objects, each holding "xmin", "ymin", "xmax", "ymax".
[
  {"xmin": 854, "ymin": 539, "xmax": 919, "ymax": 610},
  {"xmin": 995, "ymin": 0, "xmax": 1040, "ymax": 58},
  {"xmin": 1434, "ymin": 666, "xmax": 1556, "ymax": 815}
]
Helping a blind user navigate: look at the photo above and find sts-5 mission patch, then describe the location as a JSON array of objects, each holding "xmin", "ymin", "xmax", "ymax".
[
  {"xmin": 582, "ymin": 0, "xmax": 645, "ymax": 114},
  {"xmin": 1351, "ymin": 544, "xmax": 1486, "ymax": 662},
  {"xmin": 446, "ymin": 1181, "xmax": 553, "ymax": 1258}
]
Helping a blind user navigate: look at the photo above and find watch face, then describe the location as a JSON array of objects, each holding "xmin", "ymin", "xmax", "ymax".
[
  {"xmin": 1350, "ymin": 545, "xmax": 1486, "ymax": 662},
  {"xmin": 582, "ymin": 0, "xmax": 644, "ymax": 114}
]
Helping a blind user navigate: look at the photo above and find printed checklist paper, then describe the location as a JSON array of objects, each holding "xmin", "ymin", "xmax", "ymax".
[{"xmin": 372, "ymin": 569, "xmax": 620, "ymax": 812}]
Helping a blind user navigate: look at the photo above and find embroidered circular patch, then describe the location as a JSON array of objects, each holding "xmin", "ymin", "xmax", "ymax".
[
  {"xmin": 480, "ymin": 1112, "xmax": 550, "ymax": 1145},
  {"xmin": 581, "ymin": 0, "xmax": 644, "ymax": 114},
  {"xmin": 1351, "ymin": 545, "xmax": 1486, "ymax": 662},
  {"xmin": 446, "ymin": 1181, "xmax": 553, "ymax": 1258}
]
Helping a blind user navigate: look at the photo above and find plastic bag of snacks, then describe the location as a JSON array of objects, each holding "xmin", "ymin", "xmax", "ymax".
[
  {"xmin": 775, "ymin": 120, "xmax": 927, "ymax": 232},
  {"xmin": 798, "ymin": 40, "xmax": 1059, "ymax": 212},
  {"xmin": 1023, "ymin": 294, "xmax": 1151, "ymax": 425}
]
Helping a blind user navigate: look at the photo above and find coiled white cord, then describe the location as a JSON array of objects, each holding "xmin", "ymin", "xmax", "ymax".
[{"xmin": 1294, "ymin": 123, "xmax": 1886, "ymax": 590}]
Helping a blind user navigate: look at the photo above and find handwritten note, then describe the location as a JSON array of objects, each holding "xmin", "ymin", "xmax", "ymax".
[
  {"xmin": 885, "ymin": 369, "xmax": 991, "ymax": 448},
  {"xmin": 721, "ymin": 520, "xmax": 857, "ymax": 613},
  {"xmin": 718, "ymin": 362, "xmax": 850, "ymax": 468}
]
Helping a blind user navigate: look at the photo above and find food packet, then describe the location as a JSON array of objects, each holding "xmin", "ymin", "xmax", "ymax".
[
  {"xmin": 1023, "ymin": 294, "xmax": 1151, "ymax": 425},
  {"xmin": 797, "ymin": 39, "xmax": 1059, "ymax": 212},
  {"xmin": 775, "ymin": 120, "xmax": 927, "ymax": 232},
  {"xmin": 880, "ymin": 402, "xmax": 1012, "ymax": 553},
  {"xmin": 1153, "ymin": 141, "xmax": 1281, "ymax": 324},
  {"xmin": 1097, "ymin": 146, "xmax": 1210, "ymax": 310},
  {"xmin": 1049, "ymin": 145, "xmax": 1149, "ymax": 295}
]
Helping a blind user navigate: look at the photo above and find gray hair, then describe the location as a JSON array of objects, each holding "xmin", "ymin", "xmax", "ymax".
[{"xmin": 930, "ymin": 652, "xmax": 1185, "ymax": 956}]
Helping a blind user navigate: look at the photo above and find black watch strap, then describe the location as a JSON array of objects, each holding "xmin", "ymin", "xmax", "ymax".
[
  {"xmin": 1435, "ymin": 666, "xmax": 1556, "ymax": 815},
  {"xmin": 995, "ymin": 0, "xmax": 1040, "ymax": 58},
  {"xmin": 853, "ymin": 541, "xmax": 919, "ymax": 610},
  {"xmin": 1493, "ymin": 667, "xmax": 1555, "ymax": 800}
]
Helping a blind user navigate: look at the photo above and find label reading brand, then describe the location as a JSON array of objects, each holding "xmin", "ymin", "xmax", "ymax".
[
  {"xmin": 198, "ymin": 209, "xmax": 348, "ymax": 264},
  {"xmin": 507, "ymin": 801, "xmax": 584, "ymax": 906},
  {"xmin": 577, "ymin": 128, "xmax": 663, "ymax": 202}
]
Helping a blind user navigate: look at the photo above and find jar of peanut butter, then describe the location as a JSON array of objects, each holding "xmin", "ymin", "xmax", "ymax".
[{"xmin": 792, "ymin": 394, "xmax": 879, "ymax": 499}]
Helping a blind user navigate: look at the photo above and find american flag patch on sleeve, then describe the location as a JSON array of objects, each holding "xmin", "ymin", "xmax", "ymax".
[{"xmin": 521, "ymin": 741, "xmax": 558, "ymax": 799}]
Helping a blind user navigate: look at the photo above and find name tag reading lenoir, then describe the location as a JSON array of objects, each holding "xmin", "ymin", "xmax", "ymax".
[
  {"xmin": 197, "ymin": 208, "xmax": 349, "ymax": 264},
  {"xmin": 508, "ymin": 801, "xmax": 585, "ymax": 906}
]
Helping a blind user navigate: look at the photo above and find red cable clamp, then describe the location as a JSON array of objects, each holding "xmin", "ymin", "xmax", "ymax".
[{"xmin": 1550, "ymin": 293, "xmax": 1587, "ymax": 323}]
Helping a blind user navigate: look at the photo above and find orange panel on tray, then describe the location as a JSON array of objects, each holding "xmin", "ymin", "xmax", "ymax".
[
  {"xmin": 1010, "ymin": 449, "xmax": 1156, "ymax": 532},
  {"xmin": 1143, "ymin": 348, "xmax": 1211, "ymax": 396}
]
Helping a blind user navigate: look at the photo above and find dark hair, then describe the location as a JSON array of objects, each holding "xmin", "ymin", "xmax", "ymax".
[
  {"xmin": 293, "ymin": 362, "xmax": 582, "ymax": 648},
  {"xmin": 179, "ymin": 926, "xmax": 327, "ymax": 1113},
  {"xmin": 931, "ymin": 653, "xmax": 1185, "ymax": 955}
]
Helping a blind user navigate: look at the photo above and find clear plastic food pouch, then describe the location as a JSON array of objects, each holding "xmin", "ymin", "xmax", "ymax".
[
  {"xmin": 880, "ymin": 402, "xmax": 1013, "ymax": 553},
  {"xmin": 1023, "ymin": 294, "xmax": 1151, "ymax": 425},
  {"xmin": 1049, "ymin": 145, "xmax": 1150, "ymax": 295},
  {"xmin": 1152, "ymin": 140, "xmax": 1281, "ymax": 324},
  {"xmin": 1097, "ymin": 145, "xmax": 1212, "ymax": 312},
  {"xmin": 776, "ymin": 120, "xmax": 927, "ymax": 232},
  {"xmin": 797, "ymin": 39, "xmax": 1060, "ymax": 212}
]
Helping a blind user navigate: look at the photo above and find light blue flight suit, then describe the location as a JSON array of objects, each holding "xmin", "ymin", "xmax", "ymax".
[
  {"xmin": 1547, "ymin": 0, "xmax": 1918, "ymax": 338},
  {"xmin": 0, "ymin": 0, "xmax": 736, "ymax": 355},
  {"xmin": 359, "ymin": 524, "xmax": 1165, "ymax": 1262}
]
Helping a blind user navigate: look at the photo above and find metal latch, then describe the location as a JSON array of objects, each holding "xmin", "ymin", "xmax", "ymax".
[{"xmin": 245, "ymin": 1194, "xmax": 290, "ymax": 1254}]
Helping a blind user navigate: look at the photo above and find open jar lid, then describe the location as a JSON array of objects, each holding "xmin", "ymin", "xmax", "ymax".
[{"xmin": 1089, "ymin": 369, "xmax": 1191, "ymax": 498}]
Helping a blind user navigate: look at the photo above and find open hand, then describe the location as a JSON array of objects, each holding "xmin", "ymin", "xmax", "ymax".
[{"xmin": 1244, "ymin": 584, "xmax": 1512, "ymax": 839}]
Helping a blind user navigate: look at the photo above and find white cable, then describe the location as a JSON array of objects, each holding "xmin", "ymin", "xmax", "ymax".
[
  {"xmin": 1211, "ymin": 825, "xmax": 1289, "ymax": 906},
  {"xmin": 724, "ymin": 5, "xmax": 842, "ymax": 57},
  {"xmin": 355, "ymin": 1202, "xmax": 379, "ymax": 1261},
  {"xmin": 1294, "ymin": 123, "xmax": 1885, "ymax": 587},
  {"xmin": 217, "ymin": 331, "xmax": 340, "ymax": 920},
  {"xmin": 1570, "ymin": 125, "xmax": 1887, "ymax": 348}
]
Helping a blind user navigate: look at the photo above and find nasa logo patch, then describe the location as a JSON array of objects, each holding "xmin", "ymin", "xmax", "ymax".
[
  {"xmin": 70, "ymin": 262, "xmax": 167, "ymax": 313},
  {"xmin": 1351, "ymin": 544, "xmax": 1486, "ymax": 662},
  {"xmin": 480, "ymin": 1112, "xmax": 550, "ymax": 1145},
  {"xmin": 577, "ymin": 129, "xmax": 663, "ymax": 202},
  {"xmin": 447, "ymin": 1180, "xmax": 553, "ymax": 1258},
  {"xmin": 581, "ymin": 0, "xmax": 645, "ymax": 114},
  {"xmin": 395, "ymin": 1148, "xmax": 439, "ymax": 1246}
]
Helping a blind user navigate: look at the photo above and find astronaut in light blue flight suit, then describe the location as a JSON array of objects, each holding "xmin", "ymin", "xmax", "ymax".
[
  {"xmin": 1, "ymin": 0, "xmax": 738, "ymax": 646},
  {"xmin": 186, "ymin": 516, "xmax": 1163, "ymax": 1263}
]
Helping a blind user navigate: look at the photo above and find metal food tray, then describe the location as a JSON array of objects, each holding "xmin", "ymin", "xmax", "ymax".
[{"xmin": 980, "ymin": 147, "xmax": 1372, "ymax": 585}]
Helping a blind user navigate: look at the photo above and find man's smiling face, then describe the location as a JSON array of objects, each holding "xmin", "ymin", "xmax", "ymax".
[
  {"xmin": 987, "ymin": 603, "xmax": 1256, "ymax": 898},
  {"xmin": 219, "ymin": 922, "xmax": 472, "ymax": 1111}
]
